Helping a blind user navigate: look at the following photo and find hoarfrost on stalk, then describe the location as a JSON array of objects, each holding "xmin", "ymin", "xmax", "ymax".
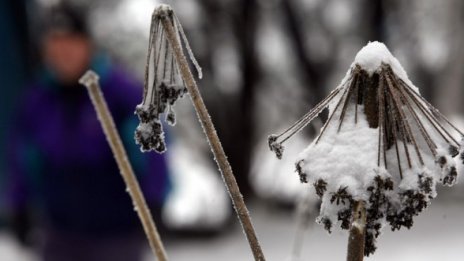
[
  {"xmin": 269, "ymin": 41, "xmax": 464, "ymax": 256},
  {"xmin": 135, "ymin": 5, "xmax": 202, "ymax": 153}
]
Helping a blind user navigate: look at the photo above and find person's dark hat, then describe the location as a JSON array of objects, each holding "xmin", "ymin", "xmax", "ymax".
[{"xmin": 42, "ymin": 3, "xmax": 89, "ymax": 36}]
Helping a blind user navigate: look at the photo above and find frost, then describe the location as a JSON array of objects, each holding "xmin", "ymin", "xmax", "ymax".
[
  {"xmin": 134, "ymin": 117, "xmax": 166, "ymax": 152},
  {"xmin": 78, "ymin": 70, "xmax": 100, "ymax": 86},
  {"xmin": 269, "ymin": 41, "xmax": 463, "ymax": 256},
  {"xmin": 134, "ymin": 5, "xmax": 202, "ymax": 153},
  {"xmin": 173, "ymin": 13, "xmax": 203, "ymax": 79}
]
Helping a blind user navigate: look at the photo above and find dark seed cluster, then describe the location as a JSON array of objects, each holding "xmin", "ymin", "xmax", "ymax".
[
  {"xmin": 364, "ymin": 175, "xmax": 393, "ymax": 256},
  {"xmin": 330, "ymin": 187, "xmax": 353, "ymax": 206},
  {"xmin": 268, "ymin": 135, "xmax": 284, "ymax": 160},
  {"xmin": 158, "ymin": 83, "xmax": 187, "ymax": 116},
  {"xmin": 296, "ymin": 160, "xmax": 307, "ymax": 183},
  {"xmin": 387, "ymin": 173, "xmax": 434, "ymax": 231},
  {"xmin": 135, "ymin": 105, "xmax": 166, "ymax": 153},
  {"xmin": 135, "ymin": 81, "xmax": 187, "ymax": 153},
  {"xmin": 309, "ymin": 172, "xmax": 439, "ymax": 257},
  {"xmin": 438, "ymin": 155, "xmax": 458, "ymax": 186},
  {"xmin": 314, "ymin": 179, "xmax": 327, "ymax": 198},
  {"xmin": 337, "ymin": 208, "xmax": 352, "ymax": 230},
  {"xmin": 448, "ymin": 145, "xmax": 459, "ymax": 157},
  {"xmin": 443, "ymin": 166, "xmax": 457, "ymax": 186},
  {"xmin": 315, "ymin": 184, "xmax": 353, "ymax": 234},
  {"xmin": 318, "ymin": 216, "xmax": 333, "ymax": 233},
  {"xmin": 135, "ymin": 6, "xmax": 202, "ymax": 154}
]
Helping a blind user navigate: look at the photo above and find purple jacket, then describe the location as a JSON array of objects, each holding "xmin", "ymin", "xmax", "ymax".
[{"xmin": 7, "ymin": 57, "xmax": 170, "ymax": 235}]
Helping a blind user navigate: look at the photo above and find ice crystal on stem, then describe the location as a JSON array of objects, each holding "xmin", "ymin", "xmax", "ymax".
[
  {"xmin": 135, "ymin": 5, "xmax": 266, "ymax": 260},
  {"xmin": 135, "ymin": 4, "xmax": 202, "ymax": 153},
  {"xmin": 269, "ymin": 41, "xmax": 463, "ymax": 256}
]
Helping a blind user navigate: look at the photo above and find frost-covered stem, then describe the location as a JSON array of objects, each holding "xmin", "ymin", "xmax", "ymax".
[
  {"xmin": 79, "ymin": 71, "xmax": 168, "ymax": 261},
  {"xmin": 347, "ymin": 201, "xmax": 366, "ymax": 261},
  {"xmin": 160, "ymin": 14, "xmax": 266, "ymax": 261}
]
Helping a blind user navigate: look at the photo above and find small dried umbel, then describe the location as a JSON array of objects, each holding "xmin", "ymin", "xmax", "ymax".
[
  {"xmin": 135, "ymin": 5, "xmax": 202, "ymax": 153},
  {"xmin": 135, "ymin": 5, "xmax": 265, "ymax": 261},
  {"xmin": 269, "ymin": 42, "xmax": 463, "ymax": 258}
]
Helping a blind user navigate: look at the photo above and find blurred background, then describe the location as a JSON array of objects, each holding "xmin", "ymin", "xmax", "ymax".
[{"xmin": 1, "ymin": 0, "xmax": 464, "ymax": 260}]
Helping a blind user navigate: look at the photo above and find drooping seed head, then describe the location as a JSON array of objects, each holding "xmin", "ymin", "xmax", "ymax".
[{"xmin": 268, "ymin": 41, "xmax": 463, "ymax": 256}]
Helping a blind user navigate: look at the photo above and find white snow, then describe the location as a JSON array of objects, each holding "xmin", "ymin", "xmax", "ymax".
[
  {"xmin": 297, "ymin": 105, "xmax": 378, "ymax": 202},
  {"xmin": 352, "ymin": 41, "xmax": 416, "ymax": 91},
  {"xmin": 136, "ymin": 122, "xmax": 155, "ymax": 139}
]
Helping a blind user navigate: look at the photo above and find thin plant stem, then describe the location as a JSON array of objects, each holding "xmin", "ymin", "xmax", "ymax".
[
  {"xmin": 158, "ymin": 10, "xmax": 266, "ymax": 261},
  {"xmin": 346, "ymin": 201, "xmax": 366, "ymax": 261},
  {"xmin": 79, "ymin": 71, "xmax": 168, "ymax": 261}
]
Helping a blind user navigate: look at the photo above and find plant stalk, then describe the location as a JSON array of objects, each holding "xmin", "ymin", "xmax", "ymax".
[
  {"xmin": 346, "ymin": 201, "xmax": 366, "ymax": 261},
  {"xmin": 160, "ymin": 14, "xmax": 266, "ymax": 261},
  {"xmin": 79, "ymin": 71, "xmax": 168, "ymax": 261}
]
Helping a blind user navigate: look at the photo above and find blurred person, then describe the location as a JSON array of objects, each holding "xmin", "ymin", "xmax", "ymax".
[{"xmin": 5, "ymin": 3, "xmax": 170, "ymax": 261}]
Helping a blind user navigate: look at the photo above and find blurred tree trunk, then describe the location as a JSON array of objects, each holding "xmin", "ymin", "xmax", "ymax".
[
  {"xmin": 232, "ymin": 0, "xmax": 260, "ymax": 196},
  {"xmin": 280, "ymin": 0, "xmax": 338, "ymax": 134},
  {"xmin": 198, "ymin": 0, "xmax": 261, "ymax": 196},
  {"xmin": 436, "ymin": 0, "xmax": 464, "ymax": 115},
  {"xmin": 363, "ymin": 0, "xmax": 386, "ymax": 42},
  {"xmin": 280, "ymin": 0, "xmax": 329, "ymax": 108}
]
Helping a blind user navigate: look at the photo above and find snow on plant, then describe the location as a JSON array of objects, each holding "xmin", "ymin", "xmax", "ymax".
[
  {"xmin": 269, "ymin": 41, "xmax": 464, "ymax": 257},
  {"xmin": 134, "ymin": 5, "xmax": 265, "ymax": 260}
]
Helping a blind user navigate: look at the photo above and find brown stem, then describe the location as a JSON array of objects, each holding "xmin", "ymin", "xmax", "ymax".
[
  {"xmin": 160, "ymin": 12, "xmax": 266, "ymax": 261},
  {"xmin": 346, "ymin": 201, "xmax": 366, "ymax": 261},
  {"xmin": 338, "ymin": 73, "xmax": 358, "ymax": 131},
  {"xmin": 79, "ymin": 71, "xmax": 168, "ymax": 261},
  {"xmin": 315, "ymin": 81, "xmax": 351, "ymax": 144}
]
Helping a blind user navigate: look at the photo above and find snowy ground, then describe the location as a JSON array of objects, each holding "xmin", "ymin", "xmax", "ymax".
[
  {"xmin": 164, "ymin": 197, "xmax": 464, "ymax": 261},
  {"xmin": 1, "ymin": 194, "xmax": 463, "ymax": 261}
]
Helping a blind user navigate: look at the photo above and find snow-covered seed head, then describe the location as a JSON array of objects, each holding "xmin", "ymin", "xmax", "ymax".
[
  {"xmin": 134, "ymin": 4, "xmax": 202, "ymax": 153},
  {"xmin": 269, "ymin": 41, "xmax": 464, "ymax": 256}
]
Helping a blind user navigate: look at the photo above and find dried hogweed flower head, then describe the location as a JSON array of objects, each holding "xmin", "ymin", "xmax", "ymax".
[
  {"xmin": 269, "ymin": 41, "xmax": 463, "ymax": 256},
  {"xmin": 134, "ymin": 5, "xmax": 266, "ymax": 260},
  {"xmin": 135, "ymin": 4, "xmax": 202, "ymax": 153}
]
